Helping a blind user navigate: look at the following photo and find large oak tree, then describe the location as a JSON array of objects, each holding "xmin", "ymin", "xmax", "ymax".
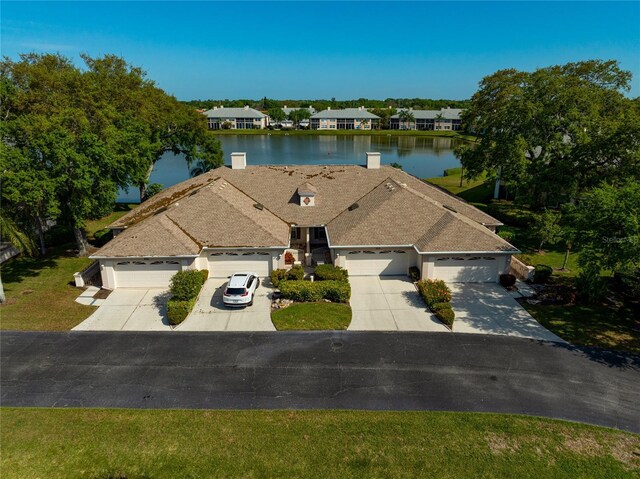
[
  {"xmin": 1, "ymin": 53, "xmax": 223, "ymax": 255},
  {"xmin": 457, "ymin": 60, "xmax": 640, "ymax": 207}
]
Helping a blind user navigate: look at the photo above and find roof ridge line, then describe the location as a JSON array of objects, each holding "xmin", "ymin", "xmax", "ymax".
[
  {"xmin": 208, "ymin": 178, "xmax": 289, "ymax": 246},
  {"xmin": 398, "ymin": 182, "xmax": 515, "ymax": 249}
]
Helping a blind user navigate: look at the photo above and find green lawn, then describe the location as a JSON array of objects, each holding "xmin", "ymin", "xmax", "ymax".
[
  {"xmin": 271, "ymin": 302, "xmax": 352, "ymax": 330},
  {"xmin": 1, "ymin": 408, "xmax": 638, "ymax": 479},
  {"xmin": 425, "ymin": 167, "xmax": 493, "ymax": 205},
  {"xmin": 0, "ymin": 205, "xmax": 136, "ymax": 331},
  {"xmin": 522, "ymin": 302, "xmax": 640, "ymax": 354},
  {"xmin": 0, "ymin": 244, "xmax": 95, "ymax": 330}
]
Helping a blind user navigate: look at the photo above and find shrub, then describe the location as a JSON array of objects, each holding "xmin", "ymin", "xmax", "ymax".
[
  {"xmin": 270, "ymin": 269, "xmax": 288, "ymax": 287},
  {"xmin": 279, "ymin": 280, "xmax": 351, "ymax": 303},
  {"xmin": 499, "ymin": 274, "xmax": 517, "ymax": 287},
  {"xmin": 288, "ymin": 264, "xmax": 305, "ymax": 281},
  {"xmin": 167, "ymin": 298, "xmax": 195, "ymax": 325},
  {"xmin": 497, "ymin": 229, "xmax": 516, "ymax": 243},
  {"xmin": 435, "ymin": 308, "xmax": 455, "ymax": 328},
  {"xmin": 199, "ymin": 269, "xmax": 209, "ymax": 283},
  {"xmin": 576, "ymin": 269, "xmax": 608, "ymax": 304},
  {"xmin": 416, "ymin": 279, "xmax": 452, "ymax": 307},
  {"xmin": 533, "ymin": 264, "xmax": 553, "ymax": 283},
  {"xmin": 169, "ymin": 270, "xmax": 205, "ymax": 301},
  {"xmin": 612, "ymin": 268, "xmax": 640, "ymax": 303},
  {"xmin": 314, "ymin": 264, "xmax": 348, "ymax": 282},
  {"xmin": 409, "ymin": 266, "xmax": 420, "ymax": 282},
  {"xmin": 285, "ymin": 251, "xmax": 295, "ymax": 265},
  {"xmin": 431, "ymin": 302, "xmax": 452, "ymax": 312}
]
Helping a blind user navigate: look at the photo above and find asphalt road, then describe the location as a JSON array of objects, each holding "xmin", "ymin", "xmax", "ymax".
[{"xmin": 2, "ymin": 331, "xmax": 639, "ymax": 432}]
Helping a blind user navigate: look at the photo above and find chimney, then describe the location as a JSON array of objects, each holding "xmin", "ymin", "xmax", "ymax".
[
  {"xmin": 284, "ymin": 105, "xmax": 287, "ymax": 109},
  {"xmin": 231, "ymin": 152, "xmax": 247, "ymax": 170},
  {"xmin": 244, "ymin": 105, "xmax": 249, "ymax": 110},
  {"xmin": 327, "ymin": 106, "xmax": 331, "ymax": 111},
  {"xmin": 366, "ymin": 152, "xmax": 381, "ymax": 169}
]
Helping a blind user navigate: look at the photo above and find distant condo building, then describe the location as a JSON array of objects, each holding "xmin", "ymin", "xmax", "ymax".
[
  {"xmin": 203, "ymin": 106, "xmax": 268, "ymax": 130},
  {"xmin": 310, "ymin": 107, "xmax": 380, "ymax": 130},
  {"xmin": 389, "ymin": 108, "xmax": 463, "ymax": 131}
]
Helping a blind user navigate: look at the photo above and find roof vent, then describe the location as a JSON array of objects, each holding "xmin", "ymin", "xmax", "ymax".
[
  {"xmin": 348, "ymin": 203, "xmax": 359, "ymax": 211},
  {"xmin": 443, "ymin": 204, "xmax": 458, "ymax": 213},
  {"xmin": 254, "ymin": 203, "xmax": 264, "ymax": 211}
]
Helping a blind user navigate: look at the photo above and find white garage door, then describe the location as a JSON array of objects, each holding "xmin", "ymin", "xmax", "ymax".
[
  {"xmin": 114, "ymin": 260, "xmax": 182, "ymax": 288},
  {"xmin": 208, "ymin": 252, "xmax": 272, "ymax": 278},
  {"xmin": 346, "ymin": 250, "xmax": 409, "ymax": 276},
  {"xmin": 433, "ymin": 256, "xmax": 499, "ymax": 282}
]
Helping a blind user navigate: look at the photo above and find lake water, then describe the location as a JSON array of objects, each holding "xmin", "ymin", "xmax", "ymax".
[{"xmin": 117, "ymin": 135, "xmax": 462, "ymax": 202}]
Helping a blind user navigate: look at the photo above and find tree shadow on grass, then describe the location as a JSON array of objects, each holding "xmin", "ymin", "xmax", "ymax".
[{"xmin": 1, "ymin": 246, "xmax": 65, "ymax": 284}]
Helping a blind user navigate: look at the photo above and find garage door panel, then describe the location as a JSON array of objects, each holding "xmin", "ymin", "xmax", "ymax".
[
  {"xmin": 346, "ymin": 250, "xmax": 409, "ymax": 276},
  {"xmin": 434, "ymin": 256, "xmax": 498, "ymax": 283},
  {"xmin": 114, "ymin": 260, "xmax": 181, "ymax": 288},
  {"xmin": 208, "ymin": 252, "xmax": 271, "ymax": 278}
]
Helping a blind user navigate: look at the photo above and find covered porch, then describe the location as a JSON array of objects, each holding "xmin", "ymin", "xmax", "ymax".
[{"xmin": 287, "ymin": 226, "xmax": 331, "ymax": 267}]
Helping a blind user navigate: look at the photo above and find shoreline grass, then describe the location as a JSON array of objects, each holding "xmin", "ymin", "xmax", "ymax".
[
  {"xmin": 1, "ymin": 408, "xmax": 637, "ymax": 479},
  {"xmin": 213, "ymin": 129, "xmax": 476, "ymax": 140}
]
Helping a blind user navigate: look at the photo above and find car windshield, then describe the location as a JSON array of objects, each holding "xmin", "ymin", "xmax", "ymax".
[{"xmin": 226, "ymin": 287, "xmax": 246, "ymax": 295}]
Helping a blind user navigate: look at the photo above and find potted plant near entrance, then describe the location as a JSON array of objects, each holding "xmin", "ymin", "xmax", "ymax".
[{"xmin": 285, "ymin": 251, "xmax": 295, "ymax": 265}]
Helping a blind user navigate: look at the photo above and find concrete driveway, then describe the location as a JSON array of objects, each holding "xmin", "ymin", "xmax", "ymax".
[
  {"xmin": 448, "ymin": 283, "xmax": 564, "ymax": 342},
  {"xmin": 348, "ymin": 276, "xmax": 449, "ymax": 332},
  {"xmin": 73, "ymin": 288, "xmax": 171, "ymax": 331},
  {"xmin": 178, "ymin": 278, "xmax": 275, "ymax": 331}
]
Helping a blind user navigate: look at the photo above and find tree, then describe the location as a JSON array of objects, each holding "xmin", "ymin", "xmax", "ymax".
[
  {"xmin": 531, "ymin": 209, "xmax": 563, "ymax": 253},
  {"xmin": 268, "ymin": 107, "xmax": 286, "ymax": 124},
  {"xmin": 288, "ymin": 108, "xmax": 311, "ymax": 126},
  {"xmin": 1, "ymin": 53, "xmax": 224, "ymax": 254},
  {"xmin": 572, "ymin": 181, "xmax": 640, "ymax": 274},
  {"xmin": 398, "ymin": 109, "xmax": 415, "ymax": 130},
  {"xmin": 458, "ymin": 60, "xmax": 639, "ymax": 207}
]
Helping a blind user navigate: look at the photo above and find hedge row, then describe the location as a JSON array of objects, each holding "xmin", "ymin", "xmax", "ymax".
[
  {"xmin": 279, "ymin": 280, "xmax": 351, "ymax": 303},
  {"xmin": 167, "ymin": 298, "xmax": 196, "ymax": 325},
  {"xmin": 416, "ymin": 279, "xmax": 452, "ymax": 307},
  {"xmin": 416, "ymin": 279, "xmax": 455, "ymax": 328},
  {"xmin": 314, "ymin": 264, "xmax": 348, "ymax": 282},
  {"xmin": 271, "ymin": 265, "xmax": 304, "ymax": 287},
  {"xmin": 169, "ymin": 270, "xmax": 205, "ymax": 301},
  {"xmin": 167, "ymin": 269, "xmax": 208, "ymax": 325}
]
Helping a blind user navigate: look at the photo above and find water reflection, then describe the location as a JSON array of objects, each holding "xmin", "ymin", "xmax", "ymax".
[{"xmin": 117, "ymin": 135, "xmax": 463, "ymax": 202}]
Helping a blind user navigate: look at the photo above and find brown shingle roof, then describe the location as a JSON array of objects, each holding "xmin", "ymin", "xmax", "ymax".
[
  {"xmin": 94, "ymin": 178, "xmax": 290, "ymax": 257},
  {"xmin": 327, "ymin": 178, "xmax": 516, "ymax": 253},
  {"xmin": 100, "ymin": 165, "xmax": 506, "ymax": 257}
]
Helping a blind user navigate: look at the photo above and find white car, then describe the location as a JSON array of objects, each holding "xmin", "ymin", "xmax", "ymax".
[{"xmin": 223, "ymin": 272, "xmax": 260, "ymax": 307}]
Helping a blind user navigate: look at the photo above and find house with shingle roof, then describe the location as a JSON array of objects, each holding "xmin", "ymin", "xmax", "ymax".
[
  {"xmin": 203, "ymin": 106, "xmax": 268, "ymax": 130},
  {"xmin": 390, "ymin": 107, "xmax": 463, "ymax": 131},
  {"xmin": 93, "ymin": 152, "xmax": 517, "ymax": 289},
  {"xmin": 310, "ymin": 107, "xmax": 380, "ymax": 130}
]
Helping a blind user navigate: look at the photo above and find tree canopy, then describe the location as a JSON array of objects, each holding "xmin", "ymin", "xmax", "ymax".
[
  {"xmin": 1, "ymin": 53, "xmax": 223, "ymax": 255},
  {"xmin": 457, "ymin": 60, "xmax": 640, "ymax": 207}
]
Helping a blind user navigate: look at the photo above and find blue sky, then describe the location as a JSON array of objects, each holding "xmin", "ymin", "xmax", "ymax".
[{"xmin": 2, "ymin": 1, "xmax": 639, "ymax": 100}]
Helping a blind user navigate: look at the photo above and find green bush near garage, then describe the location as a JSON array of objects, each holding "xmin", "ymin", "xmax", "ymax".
[
  {"xmin": 314, "ymin": 264, "xmax": 348, "ymax": 282},
  {"xmin": 270, "ymin": 265, "xmax": 305, "ymax": 287},
  {"xmin": 416, "ymin": 279, "xmax": 452, "ymax": 307},
  {"xmin": 434, "ymin": 308, "xmax": 455, "ymax": 327},
  {"xmin": 169, "ymin": 270, "xmax": 205, "ymax": 301},
  {"xmin": 166, "ymin": 270, "xmax": 206, "ymax": 325},
  {"xmin": 167, "ymin": 298, "xmax": 196, "ymax": 325},
  {"xmin": 278, "ymin": 280, "xmax": 351, "ymax": 303}
]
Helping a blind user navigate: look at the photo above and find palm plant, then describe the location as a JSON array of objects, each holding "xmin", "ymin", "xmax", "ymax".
[
  {"xmin": 398, "ymin": 110, "xmax": 415, "ymax": 130},
  {"xmin": 0, "ymin": 214, "xmax": 37, "ymax": 303}
]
